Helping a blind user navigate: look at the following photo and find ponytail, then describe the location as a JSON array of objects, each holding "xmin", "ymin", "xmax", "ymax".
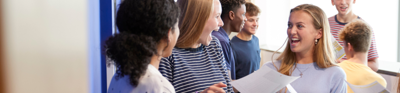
[{"xmin": 105, "ymin": 32, "xmax": 158, "ymax": 86}]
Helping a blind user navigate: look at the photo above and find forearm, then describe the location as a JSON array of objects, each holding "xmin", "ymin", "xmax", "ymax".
[{"xmin": 368, "ymin": 58, "xmax": 378, "ymax": 72}]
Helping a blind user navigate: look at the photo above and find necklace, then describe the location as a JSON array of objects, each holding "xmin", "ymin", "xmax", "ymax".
[{"xmin": 296, "ymin": 64, "xmax": 313, "ymax": 78}]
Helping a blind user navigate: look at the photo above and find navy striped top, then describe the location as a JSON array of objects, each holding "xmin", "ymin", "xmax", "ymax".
[{"xmin": 159, "ymin": 36, "xmax": 233, "ymax": 93}]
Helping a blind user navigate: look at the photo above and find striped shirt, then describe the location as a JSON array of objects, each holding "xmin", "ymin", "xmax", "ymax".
[
  {"xmin": 329, "ymin": 15, "xmax": 379, "ymax": 60},
  {"xmin": 159, "ymin": 36, "xmax": 233, "ymax": 93}
]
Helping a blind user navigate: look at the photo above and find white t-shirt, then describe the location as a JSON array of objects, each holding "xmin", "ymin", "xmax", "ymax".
[{"xmin": 108, "ymin": 64, "xmax": 175, "ymax": 93}]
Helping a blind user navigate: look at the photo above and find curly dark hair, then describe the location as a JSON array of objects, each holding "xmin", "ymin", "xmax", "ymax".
[
  {"xmin": 220, "ymin": 0, "xmax": 246, "ymax": 18},
  {"xmin": 105, "ymin": 0, "xmax": 180, "ymax": 87}
]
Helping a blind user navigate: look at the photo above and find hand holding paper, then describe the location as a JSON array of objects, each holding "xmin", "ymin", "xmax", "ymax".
[{"xmin": 230, "ymin": 65, "xmax": 300, "ymax": 93}]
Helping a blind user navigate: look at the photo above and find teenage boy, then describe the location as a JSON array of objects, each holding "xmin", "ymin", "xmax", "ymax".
[
  {"xmin": 230, "ymin": 2, "xmax": 260, "ymax": 79},
  {"xmin": 213, "ymin": 0, "xmax": 247, "ymax": 80},
  {"xmin": 338, "ymin": 19, "xmax": 386, "ymax": 93},
  {"xmin": 330, "ymin": 0, "xmax": 379, "ymax": 71}
]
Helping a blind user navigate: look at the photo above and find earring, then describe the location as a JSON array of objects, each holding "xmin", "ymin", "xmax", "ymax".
[{"xmin": 315, "ymin": 39, "xmax": 318, "ymax": 45}]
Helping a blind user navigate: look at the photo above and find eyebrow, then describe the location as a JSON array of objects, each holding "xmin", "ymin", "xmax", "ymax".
[
  {"xmin": 288, "ymin": 21, "xmax": 305, "ymax": 24},
  {"xmin": 296, "ymin": 22, "xmax": 305, "ymax": 24}
]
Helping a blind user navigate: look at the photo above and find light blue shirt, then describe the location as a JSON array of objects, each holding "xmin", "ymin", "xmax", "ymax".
[{"xmin": 263, "ymin": 61, "xmax": 347, "ymax": 93}]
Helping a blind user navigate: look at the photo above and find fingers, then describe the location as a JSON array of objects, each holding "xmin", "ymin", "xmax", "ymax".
[
  {"xmin": 336, "ymin": 59, "xmax": 343, "ymax": 63},
  {"xmin": 212, "ymin": 82, "xmax": 227, "ymax": 87},
  {"xmin": 201, "ymin": 82, "xmax": 227, "ymax": 93},
  {"xmin": 207, "ymin": 86, "xmax": 226, "ymax": 93}
]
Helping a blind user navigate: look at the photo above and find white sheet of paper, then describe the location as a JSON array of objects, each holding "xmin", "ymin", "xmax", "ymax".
[
  {"xmin": 331, "ymin": 35, "xmax": 346, "ymax": 60},
  {"xmin": 231, "ymin": 65, "xmax": 300, "ymax": 93},
  {"xmin": 346, "ymin": 81, "xmax": 390, "ymax": 93},
  {"xmin": 286, "ymin": 84, "xmax": 297, "ymax": 93}
]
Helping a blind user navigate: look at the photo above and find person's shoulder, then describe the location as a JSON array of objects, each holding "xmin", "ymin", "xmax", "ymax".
[
  {"xmin": 325, "ymin": 65, "xmax": 346, "ymax": 77},
  {"xmin": 135, "ymin": 68, "xmax": 174, "ymax": 92},
  {"xmin": 262, "ymin": 60, "xmax": 282, "ymax": 70},
  {"xmin": 231, "ymin": 35, "xmax": 239, "ymax": 40},
  {"xmin": 252, "ymin": 35, "xmax": 260, "ymax": 42},
  {"xmin": 253, "ymin": 35, "xmax": 259, "ymax": 39},
  {"xmin": 108, "ymin": 74, "xmax": 134, "ymax": 93},
  {"xmin": 328, "ymin": 15, "xmax": 336, "ymax": 20},
  {"xmin": 230, "ymin": 36, "xmax": 240, "ymax": 43},
  {"xmin": 337, "ymin": 60, "xmax": 349, "ymax": 67},
  {"xmin": 210, "ymin": 36, "xmax": 221, "ymax": 45},
  {"xmin": 212, "ymin": 30, "xmax": 223, "ymax": 37},
  {"xmin": 207, "ymin": 36, "xmax": 224, "ymax": 52},
  {"xmin": 326, "ymin": 65, "xmax": 344, "ymax": 71}
]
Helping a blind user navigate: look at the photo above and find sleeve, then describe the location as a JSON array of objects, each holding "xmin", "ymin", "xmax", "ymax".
[
  {"xmin": 212, "ymin": 32, "xmax": 236, "ymax": 80},
  {"xmin": 159, "ymin": 56, "xmax": 174, "ymax": 83},
  {"xmin": 367, "ymin": 31, "xmax": 379, "ymax": 60},
  {"xmin": 263, "ymin": 61, "xmax": 279, "ymax": 71},
  {"xmin": 213, "ymin": 37, "xmax": 234, "ymax": 92},
  {"xmin": 220, "ymin": 40, "xmax": 232, "ymax": 70},
  {"xmin": 233, "ymin": 46, "xmax": 240, "ymax": 79},
  {"xmin": 330, "ymin": 67, "xmax": 347, "ymax": 93}
]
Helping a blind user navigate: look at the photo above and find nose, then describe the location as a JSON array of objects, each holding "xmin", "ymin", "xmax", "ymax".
[
  {"xmin": 218, "ymin": 17, "xmax": 224, "ymax": 27},
  {"xmin": 339, "ymin": 0, "xmax": 346, "ymax": 5},
  {"xmin": 288, "ymin": 27, "xmax": 297, "ymax": 36}
]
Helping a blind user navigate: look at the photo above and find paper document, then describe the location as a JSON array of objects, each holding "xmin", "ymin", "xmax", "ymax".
[
  {"xmin": 286, "ymin": 84, "xmax": 297, "ymax": 93},
  {"xmin": 331, "ymin": 35, "xmax": 346, "ymax": 60},
  {"xmin": 346, "ymin": 81, "xmax": 390, "ymax": 93},
  {"xmin": 231, "ymin": 65, "xmax": 300, "ymax": 93}
]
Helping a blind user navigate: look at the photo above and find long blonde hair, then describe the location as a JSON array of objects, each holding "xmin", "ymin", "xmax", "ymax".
[
  {"xmin": 176, "ymin": 0, "xmax": 214, "ymax": 48},
  {"xmin": 273, "ymin": 4, "xmax": 336, "ymax": 76}
]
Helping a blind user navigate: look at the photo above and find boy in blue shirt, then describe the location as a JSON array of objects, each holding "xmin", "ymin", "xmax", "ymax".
[{"xmin": 230, "ymin": 2, "xmax": 260, "ymax": 79}]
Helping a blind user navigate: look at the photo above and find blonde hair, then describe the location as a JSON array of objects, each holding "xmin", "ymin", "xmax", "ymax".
[
  {"xmin": 176, "ymin": 0, "xmax": 214, "ymax": 48},
  {"xmin": 273, "ymin": 4, "xmax": 336, "ymax": 75}
]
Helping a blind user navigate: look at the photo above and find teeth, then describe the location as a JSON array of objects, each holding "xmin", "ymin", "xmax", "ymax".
[{"xmin": 292, "ymin": 38, "xmax": 299, "ymax": 41}]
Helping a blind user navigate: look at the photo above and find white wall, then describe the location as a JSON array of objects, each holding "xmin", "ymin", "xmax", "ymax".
[{"xmin": 2, "ymin": 0, "xmax": 89, "ymax": 93}]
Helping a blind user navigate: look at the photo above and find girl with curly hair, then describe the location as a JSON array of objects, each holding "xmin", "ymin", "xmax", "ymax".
[
  {"xmin": 105, "ymin": 0, "xmax": 180, "ymax": 92},
  {"xmin": 106, "ymin": 0, "xmax": 227, "ymax": 92}
]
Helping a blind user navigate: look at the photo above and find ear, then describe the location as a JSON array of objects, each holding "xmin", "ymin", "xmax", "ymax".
[
  {"xmin": 229, "ymin": 11, "xmax": 235, "ymax": 20},
  {"xmin": 353, "ymin": 0, "xmax": 356, "ymax": 4},
  {"xmin": 331, "ymin": 0, "xmax": 335, "ymax": 6},
  {"xmin": 347, "ymin": 42, "xmax": 353, "ymax": 51},
  {"xmin": 315, "ymin": 28, "xmax": 322, "ymax": 39},
  {"xmin": 166, "ymin": 28, "xmax": 172, "ymax": 43}
]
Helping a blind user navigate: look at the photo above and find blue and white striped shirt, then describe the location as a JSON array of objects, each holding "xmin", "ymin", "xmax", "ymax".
[{"xmin": 159, "ymin": 36, "xmax": 233, "ymax": 93}]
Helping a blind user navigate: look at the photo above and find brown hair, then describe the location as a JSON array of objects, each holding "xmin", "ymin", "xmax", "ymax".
[
  {"xmin": 245, "ymin": 2, "xmax": 260, "ymax": 16},
  {"xmin": 273, "ymin": 4, "xmax": 336, "ymax": 75},
  {"xmin": 339, "ymin": 19, "xmax": 372, "ymax": 53},
  {"xmin": 176, "ymin": 0, "xmax": 214, "ymax": 48}
]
